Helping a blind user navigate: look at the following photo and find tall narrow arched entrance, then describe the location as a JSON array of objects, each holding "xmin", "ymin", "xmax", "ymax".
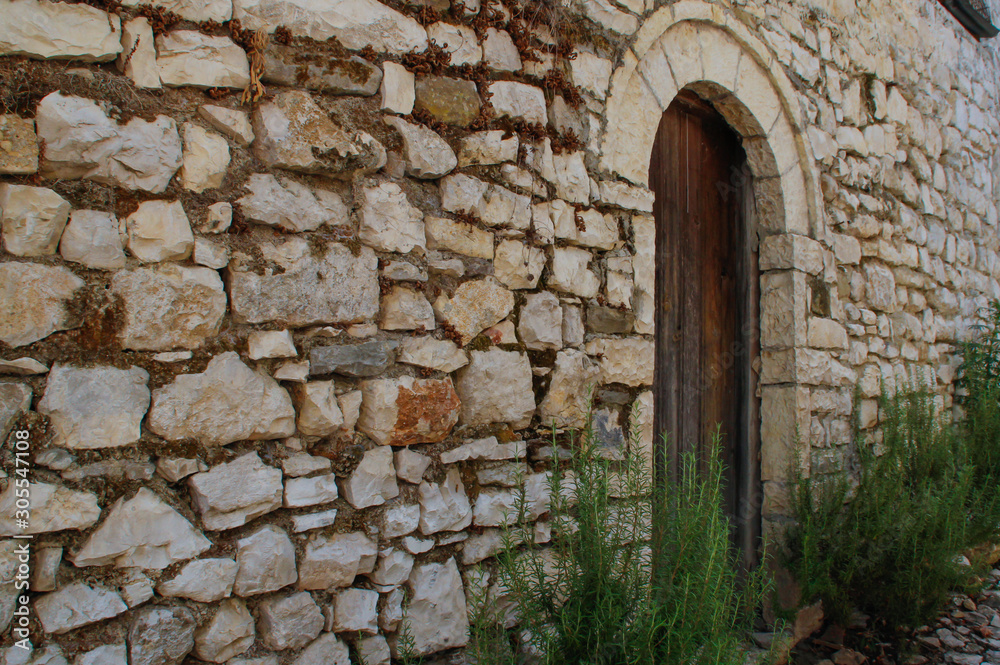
[{"xmin": 650, "ymin": 88, "xmax": 761, "ymax": 569}]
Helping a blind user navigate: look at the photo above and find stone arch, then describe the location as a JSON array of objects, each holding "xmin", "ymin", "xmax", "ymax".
[{"xmin": 602, "ymin": 2, "xmax": 825, "ymax": 542}]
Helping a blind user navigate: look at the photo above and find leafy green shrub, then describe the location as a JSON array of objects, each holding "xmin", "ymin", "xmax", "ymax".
[
  {"xmin": 476, "ymin": 420, "xmax": 768, "ymax": 665},
  {"xmin": 787, "ymin": 387, "xmax": 977, "ymax": 632},
  {"xmin": 959, "ymin": 301, "xmax": 1000, "ymax": 541}
]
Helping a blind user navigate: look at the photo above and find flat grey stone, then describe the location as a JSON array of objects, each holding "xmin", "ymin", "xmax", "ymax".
[{"xmin": 309, "ymin": 340, "xmax": 399, "ymax": 378}]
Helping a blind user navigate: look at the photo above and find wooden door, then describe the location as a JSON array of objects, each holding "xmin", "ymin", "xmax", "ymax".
[{"xmin": 649, "ymin": 89, "xmax": 761, "ymax": 568}]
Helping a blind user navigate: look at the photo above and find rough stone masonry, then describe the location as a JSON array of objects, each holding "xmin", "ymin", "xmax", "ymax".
[{"xmin": 0, "ymin": 0, "xmax": 997, "ymax": 662}]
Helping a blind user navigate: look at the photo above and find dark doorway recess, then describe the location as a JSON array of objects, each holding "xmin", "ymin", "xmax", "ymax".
[{"xmin": 649, "ymin": 88, "xmax": 762, "ymax": 569}]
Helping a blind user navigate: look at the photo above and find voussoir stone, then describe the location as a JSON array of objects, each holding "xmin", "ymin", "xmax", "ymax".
[
  {"xmin": 0, "ymin": 0, "xmax": 122, "ymax": 62},
  {"xmin": 188, "ymin": 453, "xmax": 284, "ymax": 531},
  {"xmin": 238, "ymin": 173, "xmax": 348, "ymax": 232},
  {"xmin": 253, "ymin": 90, "xmax": 386, "ymax": 176},
  {"xmin": 456, "ymin": 348, "xmax": 535, "ymax": 428},
  {"xmin": 38, "ymin": 364, "xmax": 150, "ymax": 450},
  {"xmin": 156, "ymin": 31, "xmax": 250, "ymax": 89},
  {"xmin": 36, "ymin": 92, "xmax": 182, "ymax": 192},
  {"xmin": 229, "ymin": 238, "xmax": 379, "ymax": 326},
  {"xmin": 0, "ymin": 262, "xmax": 83, "ymax": 347},
  {"xmin": 35, "ymin": 583, "xmax": 126, "ymax": 635},
  {"xmin": 72, "ymin": 488, "xmax": 211, "ymax": 569},
  {"xmin": 0, "ymin": 184, "xmax": 70, "ymax": 256},
  {"xmin": 112, "ymin": 265, "xmax": 227, "ymax": 351},
  {"xmin": 433, "ymin": 277, "xmax": 515, "ymax": 346},
  {"xmin": 384, "ymin": 116, "xmax": 457, "ymax": 179},
  {"xmin": 358, "ymin": 376, "xmax": 461, "ymax": 446},
  {"xmin": 263, "ymin": 44, "xmax": 382, "ymax": 95},
  {"xmin": 0, "ymin": 481, "xmax": 100, "ymax": 536},
  {"xmin": 128, "ymin": 606, "xmax": 196, "ymax": 665},
  {"xmin": 149, "ymin": 352, "xmax": 295, "ymax": 446},
  {"xmin": 233, "ymin": 0, "xmax": 428, "ymax": 54},
  {"xmin": 401, "ymin": 558, "xmax": 470, "ymax": 655}
]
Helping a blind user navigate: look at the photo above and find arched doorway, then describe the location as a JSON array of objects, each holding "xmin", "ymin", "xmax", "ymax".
[{"xmin": 649, "ymin": 88, "xmax": 761, "ymax": 569}]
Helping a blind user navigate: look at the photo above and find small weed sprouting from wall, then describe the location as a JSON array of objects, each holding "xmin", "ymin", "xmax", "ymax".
[
  {"xmin": 787, "ymin": 387, "xmax": 983, "ymax": 637},
  {"xmin": 470, "ymin": 417, "xmax": 771, "ymax": 665}
]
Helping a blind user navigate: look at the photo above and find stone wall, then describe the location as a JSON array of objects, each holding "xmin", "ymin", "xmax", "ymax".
[{"xmin": 0, "ymin": 0, "xmax": 997, "ymax": 662}]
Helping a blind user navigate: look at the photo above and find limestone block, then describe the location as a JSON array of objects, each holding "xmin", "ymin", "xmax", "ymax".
[
  {"xmin": 36, "ymin": 92, "xmax": 182, "ymax": 192},
  {"xmin": 549, "ymin": 246, "xmax": 600, "ymax": 298},
  {"xmin": 494, "ymin": 239, "xmax": 545, "ymax": 290},
  {"xmin": 292, "ymin": 508, "xmax": 339, "ymax": 533},
  {"xmin": 156, "ymin": 31, "xmax": 249, "ymax": 89},
  {"xmin": 458, "ymin": 130, "xmax": 517, "ymax": 166},
  {"xmin": 35, "ymin": 583, "xmax": 126, "ymax": 635},
  {"xmin": 258, "ymin": 592, "xmax": 324, "ymax": 650},
  {"xmin": 864, "ymin": 261, "xmax": 897, "ymax": 312},
  {"xmin": 415, "ymin": 76, "xmax": 482, "ymax": 126},
  {"xmin": 284, "ymin": 474, "xmax": 340, "ymax": 508},
  {"xmin": 0, "ymin": 481, "xmax": 99, "ymax": 536},
  {"xmin": 400, "ymin": 558, "xmax": 469, "ymax": 655},
  {"xmin": 760, "ymin": 270, "xmax": 808, "ymax": 349},
  {"xmin": 112, "ymin": 265, "xmax": 227, "ymax": 351},
  {"xmin": 487, "ymin": 81, "xmax": 547, "ymax": 124},
  {"xmin": 202, "ymin": 202, "xmax": 233, "ymax": 234},
  {"xmin": 395, "ymin": 449, "xmax": 431, "ymax": 485},
  {"xmin": 381, "ymin": 286, "xmax": 435, "ymax": 331},
  {"xmin": 483, "ymin": 28, "xmax": 521, "ymax": 71},
  {"xmin": 0, "ymin": 184, "xmax": 69, "ymax": 256},
  {"xmin": 455, "ymin": 348, "xmax": 535, "ymax": 428},
  {"xmin": 381, "ymin": 62, "xmax": 416, "ymax": 114},
  {"xmin": 539, "ymin": 349, "xmax": 601, "ymax": 428},
  {"xmin": 571, "ymin": 51, "xmax": 613, "ymax": 98},
  {"xmin": 384, "ymin": 116, "xmax": 456, "ymax": 179},
  {"xmin": 264, "ymin": 44, "xmax": 382, "ymax": 95},
  {"xmin": 309, "ymin": 340, "xmax": 398, "ymax": 377},
  {"xmin": 0, "ymin": 115, "xmax": 38, "ymax": 174},
  {"xmin": 0, "ymin": 0, "xmax": 122, "ymax": 61},
  {"xmin": 808, "ymin": 318, "xmax": 849, "ymax": 350},
  {"xmin": 584, "ymin": 338, "xmax": 655, "ymax": 387},
  {"xmin": 358, "ymin": 376, "xmax": 460, "ymax": 446},
  {"xmin": 576, "ymin": 0, "xmax": 638, "ymax": 34},
  {"xmin": 398, "ymin": 336, "xmax": 468, "ymax": 373},
  {"xmin": 253, "ymin": 91, "xmax": 385, "ymax": 176},
  {"xmin": 119, "ymin": 17, "xmax": 160, "ymax": 89},
  {"xmin": 440, "ymin": 437, "xmax": 525, "ymax": 464},
  {"xmin": 238, "ymin": 174, "xmax": 347, "ymax": 233},
  {"xmin": 292, "ymin": 633, "xmax": 351, "ymax": 665},
  {"xmin": 433, "ymin": 276, "xmax": 515, "ymax": 345},
  {"xmin": 342, "ymin": 447, "xmax": 398, "ymax": 509},
  {"xmin": 418, "ymin": 468, "xmax": 472, "ymax": 534},
  {"xmin": 157, "ymin": 558, "xmax": 238, "ymax": 602},
  {"xmin": 332, "ymin": 588, "xmax": 379, "ymax": 633},
  {"xmin": 554, "ymin": 205, "xmax": 620, "ymax": 250},
  {"xmin": 358, "ymin": 636, "xmax": 391, "ymax": 665},
  {"xmin": 0, "ymin": 382, "xmax": 30, "ymax": 443},
  {"xmin": 193, "ymin": 598, "xmax": 254, "ymax": 663},
  {"xmin": 248, "ymin": 330, "xmax": 296, "ymax": 360},
  {"xmin": 230, "ymin": 238, "xmax": 379, "ymax": 326},
  {"xmin": 519, "ymin": 291, "xmax": 563, "ymax": 350},
  {"xmin": 233, "ymin": 0, "xmax": 428, "ymax": 54},
  {"xmin": 760, "ymin": 385, "xmax": 811, "ymax": 481},
  {"xmin": 384, "ymin": 502, "xmax": 420, "ymax": 538},
  {"xmin": 70, "ymin": 487, "xmax": 210, "ymax": 569},
  {"xmin": 198, "ymin": 105, "xmax": 254, "ymax": 146},
  {"xmin": 76, "ymin": 644, "xmax": 128, "ymax": 665},
  {"xmin": 297, "ymin": 532, "xmax": 377, "ymax": 590},
  {"xmin": 441, "ymin": 173, "xmax": 531, "ymax": 230},
  {"xmin": 295, "ymin": 381, "xmax": 344, "ymax": 437},
  {"xmin": 427, "ymin": 22, "xmax": 481, "ymax": 65},
  {"xmin": 360, "ymin": 181, "xmax": 426, "ymax": 253},
  {"xmin": 234, "ymin": 524, "xmax": 298, "ymax": 596},
  {"xmin": 180, "ymin": 123, "xmax": 229, "ymax": 192},
  {"xmin": 0, "ymin": 262, "xmax": 82, "ymax": 347},
  {"xmin": 150, "ymin": 353, "xmax": 295, "ymax": 446},
  {"xmin": 129, "ymin": 608, "xmax": 197, "ymax": 665},
  {"xmin": 425, "ymin": 216, "xmax": 494, "ymax": 259},
  {"xmin": 759, "ymin": 234, "xmax": 824, "ymax": 274},
  {"xmin": 126, "ymin": 200, "xmax": 193, "ymax": 263},
  {"xmin": 282, "ymin": 453, "xmax": 331, "ymax": 477},
  {"xmin": 59, "ymin": 210, "xmax": 125, "ymax": 269},
  {"xmin": 188, "ymin": 453, "xmax": 284, "ymax": 530},
  {"xmin": 38, "ymin": 364, "xmax": 149, "ymax": 450},
  {"xmin": 120, "ymin": 0, "xmax": 231, "ymax": 21}
]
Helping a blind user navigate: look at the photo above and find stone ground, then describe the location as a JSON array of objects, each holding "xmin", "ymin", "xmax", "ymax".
[{"xmin": 790, "ymin": 568, "xmax": 1000, "ymax": 665}]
